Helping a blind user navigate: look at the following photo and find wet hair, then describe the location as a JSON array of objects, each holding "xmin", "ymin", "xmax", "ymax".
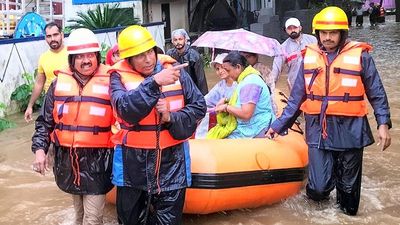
[
  {"xmin": 44, "ymin": 22, "xmax": 62, "ymax": 33},
  {"xmin": 222, "ymin": 51, "xmax": 248, "ymax": 69},
  {"xmin": 68, "ymin": 52, "xmax": 101, "ymax": 72},
  {"xmin": 315, "ymin": 30, "xmax": 349, "ymax": 51}
]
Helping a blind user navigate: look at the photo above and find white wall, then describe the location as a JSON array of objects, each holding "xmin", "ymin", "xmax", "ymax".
[{"xmin": 169, "ymin": 0, "xmax": 188, "ymax": 31}]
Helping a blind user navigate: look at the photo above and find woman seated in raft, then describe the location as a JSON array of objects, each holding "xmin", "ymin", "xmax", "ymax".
[
  {"xmin": 205, "ymin": 53, "xmax": 237, "ymax": 112},
  {"xmin": 206, "ymin": 51, "xmax": 275, "ymax": 139}
]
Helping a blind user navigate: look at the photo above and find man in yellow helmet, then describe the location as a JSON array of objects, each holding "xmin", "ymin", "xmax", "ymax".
[
  {"xmin": 109, "ymin": 25, "xmax": 206, "ymax": 224},
  {"xmin": 266, "ymin": 6, "xmax": 391, "ymax": 215}
]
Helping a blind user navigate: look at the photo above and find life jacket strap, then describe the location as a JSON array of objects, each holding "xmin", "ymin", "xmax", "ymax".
[
  {"xmin": 55, "ymin": 123, "xmax": 111, "ymax": 134},
  {"xmin": 120, "ymin": 124, "xmax": 169, "ymax": 132}
]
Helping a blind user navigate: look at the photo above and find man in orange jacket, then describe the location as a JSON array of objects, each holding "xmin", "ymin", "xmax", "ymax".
[
  {"xmin": 109, "ymin": 25, "xmax": 206, "ymax": 225},
  {"xmin": 31, "ymin": 28, "xmax": 114, "ymax": 224},
  {"xmin": 266, "ymin": 7, "xmax": 391, "ymax": 216}
]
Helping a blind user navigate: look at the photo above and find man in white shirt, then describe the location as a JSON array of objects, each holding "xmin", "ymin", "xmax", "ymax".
[{"xmin": 271, "ymin": 18, "xmax": 317, "ymax": 92}]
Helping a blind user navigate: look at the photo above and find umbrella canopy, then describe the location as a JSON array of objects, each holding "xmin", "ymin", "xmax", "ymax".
[{"xmin": 192, "ymin": 28, "xmax": 282, "ymax": 57}]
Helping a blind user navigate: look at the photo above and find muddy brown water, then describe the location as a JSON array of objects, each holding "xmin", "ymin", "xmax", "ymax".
[{"xmin": 1, "ymin": 16, "xmax": 399, "ymax": 225}]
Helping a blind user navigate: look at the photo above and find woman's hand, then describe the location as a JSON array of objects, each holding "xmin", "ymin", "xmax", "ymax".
[{"xmin": 215, "ymin": 103, "xmax": 228, "ymax": 113}]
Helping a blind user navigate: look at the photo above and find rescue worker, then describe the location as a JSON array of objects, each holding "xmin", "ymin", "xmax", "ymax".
[
  {"xmin": 109, "ymin": 25, "xmax": 206, "ymax": 224},
  {"xmin": 266, "ymin": 7, "xmax": 391, "ymax": 216},
  {"xmin": 31, "ymin": 28, "xmax": 114, "ymax": 224},
  {"xmin": 166, "ymin": 28, "xmax": 209, "ymax": 95}
]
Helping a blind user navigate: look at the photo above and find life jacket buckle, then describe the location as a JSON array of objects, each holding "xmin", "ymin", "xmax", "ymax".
[
  {"xmin": 333, "ymin": 67, "xmax": 341, "ymax": 74},
  {"xmin": 343, "ymin": 93, "xmax": 350, "ymax": 102},
  {"xmin": 93, "ymin": 126, "xmax": 99, "ymax": 135},
  {"xmin": 310, "ymin": 91, "xmax": 315, "ymax": 101}
]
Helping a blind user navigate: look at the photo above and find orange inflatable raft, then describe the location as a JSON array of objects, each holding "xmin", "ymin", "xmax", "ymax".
[
  {"xmin": 106, "ymin": 91, "xmax": 308, "ymax": 214},
  {"xmin": 106, "ymin": 131, "xmax": 308, "ymax": 214}
]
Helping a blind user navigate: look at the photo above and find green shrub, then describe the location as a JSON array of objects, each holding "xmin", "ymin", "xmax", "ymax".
[
  {"xmin": 202, "ymin": 53, "xmax": 212, "ymax": 68},
  {"xmin": 10, "ymin": 71, "xmax": 44, "ymax": 112},
  {"xmin": 0, "ymin": 103, "xmax": 15, "ymax": 132}
]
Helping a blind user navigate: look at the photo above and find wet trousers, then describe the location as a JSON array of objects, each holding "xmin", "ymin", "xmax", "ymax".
[
  {"xmin": 306, "ymin": 147, "xmax": 363, "ymax": 215},
  {"xmin": 116, "ymin": 187, "xmax": 186, "ymax": 225},
  {"xmin": 72, "ymin": 194, "xmax": 106, "ymax": 225}
]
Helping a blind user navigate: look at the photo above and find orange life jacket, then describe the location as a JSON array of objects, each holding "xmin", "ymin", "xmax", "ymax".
[
  {"xmin": 300, "ymin": 41, "xmax": 371, "ymax": 139},
  {"xmin": 51, "ymin": 64, "xmax": 114, "ymax": 148},
  {"xmin": 300, "ymin": 41, "xmax": 371, "ymax": 117},
  {"xmin": 109, "ymin": 55, "xmax": 186, "ymax": 149}
]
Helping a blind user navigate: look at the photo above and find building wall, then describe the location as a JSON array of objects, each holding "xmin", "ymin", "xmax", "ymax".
[
  {"xmin": 149, "ymin": 0, "xmax": 188, "ymax": 33},
  {"xmin": 0, "ymin": 23, "xmax": 164, "ymax": 117}
]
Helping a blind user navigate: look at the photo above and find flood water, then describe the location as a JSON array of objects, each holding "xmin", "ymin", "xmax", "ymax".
[{"xmin": 1, "ymin": 16, "xmax": 399, "ymax": 225}]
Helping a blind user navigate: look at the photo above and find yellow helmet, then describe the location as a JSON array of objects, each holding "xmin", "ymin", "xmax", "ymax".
[
  {"xmin": 314, "ymin": 6, "xmax": 349, "ymax": 31},
  {"xmin": 118, "ymin": 25, "xmax": 157, "ymax": 59},
  {"xmin": 311, "ymin": 12, "xmax": 320, "ymax": 34}
]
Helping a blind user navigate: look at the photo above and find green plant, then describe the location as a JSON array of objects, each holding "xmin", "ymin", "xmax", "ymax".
[
  {"xmin": 101, "ymin": 43, "xmax": 111, "ymax": 64},
  {"xmin": 10, "ymin": 71, "xmax": 44, "ymax": 112},
  {"xmin": 63, "ymin": 26, "xmax": 72, "ymax": 35},
  {"xmin": 67, "ymin": 3, "xmax": 140, "ymax": 30},
  {"xmin": 202, "ymin": 53, "xmax": 212, "ymax": 68},
  {"xmin": 0, "ymin": 102, "xmax": 15, "ymax": 132}
]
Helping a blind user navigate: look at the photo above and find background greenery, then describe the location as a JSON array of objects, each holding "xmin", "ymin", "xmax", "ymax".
[
  {"xmin": 10, "ymin": 71, "xmax": 44, "ymax": 113},
  {"xmin": 67, "ymin": 3, "xmax": 140, "ymax": 30}
]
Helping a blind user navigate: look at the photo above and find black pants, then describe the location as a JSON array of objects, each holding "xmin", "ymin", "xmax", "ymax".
[
  {"xmin": 306, "ymin": 147, "xmax": 363, "ymax": 215},
  {"xmin": 116, "ymin": 186, "xmax": 186, "ymax": 225},
  {"xmin": 356, "ymin": 16, "xmax": 363, "ymax": 26}
]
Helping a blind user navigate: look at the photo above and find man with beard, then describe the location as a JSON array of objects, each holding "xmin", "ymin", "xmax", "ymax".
[
  {"xmin": 270, "ymin": 17, "xmax": 317, "ymax": 92},
  {"xmin": 266, "ymin": 7, "xmax": 391, "ymax": 216},
  {"xmin": 166, "ymin": 29, "xmax": 208, "ymax": 95},
  {"xmin": 31, "ymin": 28, "xmax": 114, "ymax": 224},
  {"xmin": 24, "ymin": 22, "xmax": 68, "ymax": 122}
]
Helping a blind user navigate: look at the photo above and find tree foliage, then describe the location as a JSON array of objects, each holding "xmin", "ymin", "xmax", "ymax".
[{"xmin": 67, "ymin": 3, "xmax": 140, "ymax": 30}]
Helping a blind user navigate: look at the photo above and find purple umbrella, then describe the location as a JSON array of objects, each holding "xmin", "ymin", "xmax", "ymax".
[{"xmin": 192, "ymin": 28, "xmax": 283, "ymax": 57}]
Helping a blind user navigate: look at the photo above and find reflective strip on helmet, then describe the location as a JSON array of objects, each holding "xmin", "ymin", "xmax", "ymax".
[
  {"xmin": 343, "ymin": 56, "xmax": 359, "ymax": 65},
  {"xmin": 92, "ymin": 85, "xmax": 109, "ymax": 95},
  {"xmin": 341, "ymin": 78, "xmax": 358, "ymax": 87},
  {"xmin": 316, "ymin": 21, "xmax": 348, "ymax": 25},
  {"xmin": 89, "ymin": 106, "xmax": 107, "ymax": 116},
  {"xmin": 125, "ymin": 82, "xmax": 141, "ymax": 90},
  {"xmin": 304, "ymin": 55, "xmax": 317, "ymax": 64},
  {"xmin": 67, "ymin": 43, "xmax": 100, "ymax": 51},
  {"xmin": 169, "ymin": 99, "xmax": 183, "ymax": 111},
  {"xmin": 57, "ymin": 104, "xmax": 69, "ymax": 114},
  {"xmin": 56, "ymin": 82, "xmax": 72, "ymax": 92}
]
